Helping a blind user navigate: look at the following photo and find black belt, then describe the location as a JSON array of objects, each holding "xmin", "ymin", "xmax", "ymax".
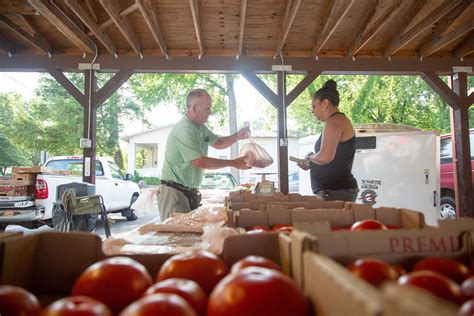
[{"xmin": 161, "ymin": 180, "xmax": 196, "ymax": 191}]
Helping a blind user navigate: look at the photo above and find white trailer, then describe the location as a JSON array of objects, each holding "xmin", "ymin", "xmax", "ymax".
[{"xmin": 298, "ymin": 124, "xmax": 440, "ymax": 226}]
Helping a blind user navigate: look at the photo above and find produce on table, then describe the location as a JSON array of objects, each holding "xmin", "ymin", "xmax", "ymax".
[
  {"xmin": 347, "ymin": 258, "xmax": 400, "ymax": 287},
  {"xmin": 413, "ymin": 257, "xmax": 470, "ymax": 284},
  {"xmin": 42, "ymin": 296, "xmax": 112, "ymax": 316},
  {"xmin": 230, "ymin": 255, "xmax": 282, "ymax": 274},
  {"xmin": 350, "ymin": 219, "xmax": 388, "ymax": 231},
  {"xmin": 119, "ymin": 293, "xmax": 197, "ymax": 316},
  {"xmin": 72, "ymin": 257, "xmax": 153, "ymax": 314},
  {"xmin": 0, "ymin": 285, "xmax": 41, "ymax": 316},
  {"xmin": 157, "ymin": 251, "xmax": 229, "ymax": 295}
]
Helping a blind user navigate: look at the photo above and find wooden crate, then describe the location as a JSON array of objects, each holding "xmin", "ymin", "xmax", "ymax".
[{"xmin": 12, "ymin": 166, "xmax": 52, "ymax": 174}]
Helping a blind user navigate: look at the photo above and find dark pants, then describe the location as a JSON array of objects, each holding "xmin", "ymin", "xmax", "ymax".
[{"xmin": 315, "ymin": 188, "xmax": 359, "ymax": 202}]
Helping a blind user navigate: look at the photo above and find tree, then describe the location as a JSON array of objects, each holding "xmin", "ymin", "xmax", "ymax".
[{"xmin": 0, "ymin": 133, "xmax": 29, "ymax": 175}]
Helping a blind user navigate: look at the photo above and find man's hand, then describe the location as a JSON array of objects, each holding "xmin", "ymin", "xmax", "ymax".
[
  {"xmin": 236, "ymin": 126, "xmax": 251, "ymax": 140},
  {"xmin": 232, "ymin": 155, "xmax": 251, "ymax": 169}
]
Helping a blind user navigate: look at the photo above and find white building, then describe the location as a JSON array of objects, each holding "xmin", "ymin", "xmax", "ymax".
[{"xmin": 121, "ymin": 125, "xmax": 302, "ymax": 186}]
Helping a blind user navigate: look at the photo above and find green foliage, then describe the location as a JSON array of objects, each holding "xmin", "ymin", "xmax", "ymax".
[
  {"xmin": 129, "ymin": 73, "xmax": 229, "ymax": 128},
  {"xmin": 132, "ymin": 171, "xmax": 161, "ymax": 185},
  {"xmin": 0, "ymin": 133, "xmax": 29, "ymax": 175}
]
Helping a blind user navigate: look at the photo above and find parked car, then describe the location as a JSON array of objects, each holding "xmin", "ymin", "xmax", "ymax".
[
  {"xmin": 200, "ymin": 172, "xmax": 238, "ymax": 190},
  {"xmin": 0, "ymin": 156, "xmax": 140, "ymax": 224},
  {"xmin": 439, "ymin": 129, "xmax": 474, "ymax": 218}
]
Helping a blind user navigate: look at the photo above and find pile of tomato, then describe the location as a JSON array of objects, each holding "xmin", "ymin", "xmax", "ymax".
[
  {"xmin": 0, "ymin": 252, "xmax": 310, "ymax": 316},
  {"xmin": 347, "ymin": 256, "xmax": 474, "ymax": 315}
]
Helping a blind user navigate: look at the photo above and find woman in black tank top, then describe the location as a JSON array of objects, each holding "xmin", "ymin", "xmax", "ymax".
[{"xmin": 297, "ymin": 80, "xmax": 359, "ymax": 202}]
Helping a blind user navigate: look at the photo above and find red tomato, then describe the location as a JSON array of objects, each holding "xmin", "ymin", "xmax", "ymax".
[
  {"xmin": 230, "ymin": 256, "xmax": 282, "ymax": 274},
  {"xmin": 157, "ymin": 251, "xmax": 229, "ymax": 295},
  {"xmin": 398, "ymin": 271, "xmax": 465, "ymax": 305},
  {"xmin": 461, "ymin": 276, "xmax": 474, "ymax": 298},
  {"xmin": 144, "ymin": 278, "xmax": 207, "ymax": 316},
  {"xmin": 393, "ymin": 265, "xmax": 407, "ymax": 277},
  {"xmin": 247, "ymin": 226, "xmax": 271, "ymax": 232},
  {"xmin": 459, "ymin": 299, "xmax": 474, "ymax": 316},
  {"xmin": 120, "ymin": 293, "xmax": 197, "ymax": 316},
  {"xmin": 42, "ymin": 296, "xmax": 112, "ymax": 316},
  {"xmin": 72, "ymin": 257, "xmax": 153, "ymax": 314},
  {"xmin": 208, "ymin": 267, "xmax": 309, "ymax": 316},
  {"xmin": 246, "ymin": 229, "xmax": 268, "ymax": 234},
  {"xmin": 347, "ymin": 258, "xmax": 399, "ymax": 287},
  {"xmin": 413, "ymin": 257, "xmax": 470, "ymax": 284},
  {"xmin": 0, "ymin": 285, "xmax": 41, "ymax": 316},
  {"xmin": 351, "ymin": 219, "xmax": 388, "ymax": 231},
  {"xmin": 271, "ymin": 224, "xmax": 293, "ymax": 233}
]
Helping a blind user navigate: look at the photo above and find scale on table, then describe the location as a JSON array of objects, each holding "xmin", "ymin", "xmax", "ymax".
[{"xmin": 253, "ymin": 172, "xmax": 276, "ymax": 195}]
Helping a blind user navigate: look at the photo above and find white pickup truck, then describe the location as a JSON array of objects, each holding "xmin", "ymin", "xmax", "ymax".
[{"xmin": 1, "ymin": 156, "xmax": 140, "ymax": 224}]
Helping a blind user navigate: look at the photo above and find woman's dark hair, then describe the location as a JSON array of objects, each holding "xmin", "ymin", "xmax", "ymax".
[{"xmin": 312, "ymin": 79, "xmax": 339, "ymax": 106}]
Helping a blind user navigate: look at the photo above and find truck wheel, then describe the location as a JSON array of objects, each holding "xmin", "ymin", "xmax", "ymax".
[{"xmin": 440, "ymin": 196, "xmax": 456, "ymax": 219}]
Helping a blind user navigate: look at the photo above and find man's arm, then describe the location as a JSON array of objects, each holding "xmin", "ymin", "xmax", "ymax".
[
  {"xmin": 191, "ymin": 156, "xmax": 250, "ymax": 170},
  {"xmin": 211, "ymin": 126, "xmax": 250, "ymax": 150}
]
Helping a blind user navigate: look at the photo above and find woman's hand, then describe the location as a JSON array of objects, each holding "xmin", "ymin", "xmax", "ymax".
[{"xmin": 297, "ymin": 162, "xmax": 310, "ymax": 170}]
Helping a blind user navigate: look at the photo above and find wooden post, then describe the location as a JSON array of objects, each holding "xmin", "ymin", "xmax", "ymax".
[
  {"xmin": 277, "ymin": 72, "xmax": 289, "ymax": 194},
  {"xmin": 82, "ymin": 69, "xmax": 98, "ymax": 184},
  {"xmin": 450, "ymin": 72, "xmax": 473, "ymax": 217}
]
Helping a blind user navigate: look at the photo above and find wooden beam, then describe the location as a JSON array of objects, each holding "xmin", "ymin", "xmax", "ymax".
[
  {"xmin": 419, "ymin": 19, "xmax": 474, "ymax": 59},
  {"xmin": 277, "ymin": 71, "xmax": 289, "ymax": 194},
  {"xmin": 47, "ymin": 68, "xmax": 84, "ymax": 104},
  {"xmin": 467, "ymin": 91, "xmax": 474, "ymax": 106},
  {"xmin": 136, "ymin": 0, "xmax": 168, "ymax": 58},
  {"xmin": 241, "ymin": 71, "xmax": 279, "ymax": 108},
  {"xmin": 84, "ymin": 0, "xmax": 98, "ymax": 23},
  {"xmin": 275, "ymin": 0, "xmax": 301, "ymax": 57},
  {"xmin": 99, "ymin": 0, "xmax": 142, "ymax": 56},
  {"xmin": 95, "ymin": 69, "xmax": 134, "ymax": 106},
  {"xmin": 89, "ymin": 3, "xmax": 138, "ymax": 35},
  {"xmin": 420, "ymin": 71, "xmax": 462, "ymax": 109},
  {"xmin": 0, "ymin": 14, "xmax": 52, "ymax": 55},
  {"xmin": 28, "ymin": 0, "xmax": 94, "ymax": 54},
  {"xmin": 237, "ymin": 0, "xmax": 247, "ymax": 58},
  {"xmin": 454, "ymin": 33, "xmax": 474, "ymax": 60},
  {"xmin": 350, "ymin": 0, "xmax": 402, "ymax": 56},
  {"xmin": 65, "ymin": 0, "xmax": 117, "ymax": 56},
  {"xmin": 450, "ymin": 72, "xmax": 473, "ymax": 217},
  {"xmin": 429, "ymin": 0, "xmax": 472, "ymax": 40},
  {"xmin": 313, "ymin": 0, "xmax": 355, "ymax": 57},
  {"xmin": 286, "ymin": 71, "xmax": 321, "ymax": 106},
  {"xmin": 0, "ymin": 35, "xmax": 15, "ymax": 56},
  {"xmin": 189, "ymin": 0, "xmax": 204, "ymax": 58},
  {"xmin": 348, "ymin": 0, "xmax": 379, "ymax": 56},
  {"xmin": 384, "ymin": 0, "xmax": 462, "ymax": 57}
]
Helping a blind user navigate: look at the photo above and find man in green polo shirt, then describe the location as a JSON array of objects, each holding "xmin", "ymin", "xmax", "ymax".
[{"xmin": 159, "ymin": 88, "xmax": 251, "ymax": 220}]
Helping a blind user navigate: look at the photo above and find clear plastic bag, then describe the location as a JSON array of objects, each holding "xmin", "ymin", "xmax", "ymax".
[
  {"xmin": 240, "ymin": 138, "xmax": 273, "ymax": 168},
  {"xmin": 131, "ymin": 188, "xmax": 160, "ymax": 216}
]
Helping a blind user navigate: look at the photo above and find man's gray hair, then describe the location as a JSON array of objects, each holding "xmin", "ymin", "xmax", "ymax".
[{"xmin": 186, "ymin": 89, "xmax": 209, "ymax": 108}]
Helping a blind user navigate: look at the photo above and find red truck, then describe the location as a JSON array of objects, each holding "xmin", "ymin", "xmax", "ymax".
[{"xmin": 440, "ymin": 128, "xmax": 474, "ymax": 219}]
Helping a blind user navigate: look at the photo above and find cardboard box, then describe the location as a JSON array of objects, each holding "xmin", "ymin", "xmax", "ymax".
[
  {"xmin": 292, "ymin": 219, "xmax": 474, "ymax": 315},
  {"xmin": 12, "ymin": 166, "xmax": 53, "ymax": 174},
  {"xmin": 0, "ymin": 231, "xmax": 290, "ymax": 306}
]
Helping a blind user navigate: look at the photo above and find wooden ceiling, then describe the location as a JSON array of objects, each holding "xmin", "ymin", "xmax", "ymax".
[{"xmin": 0, "ymin": 0, "xmax": 472, "ymax": 62}]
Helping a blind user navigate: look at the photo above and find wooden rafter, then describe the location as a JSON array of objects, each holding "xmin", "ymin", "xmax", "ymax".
[
  {"xmin": 88, "ymin": 4, "xmax": 138, "ymax": 36},
  {"xmin": 136, "ymin": 0, "xmax": 168, "ymax": 58},
  {"xmin": 313, "ymin": 0, "xmax": 355, "ymax": 58},
  {"xmin": 429, "ymin": 1, "xmax": 472, "ymax": 40},
  {"xmin": 384, "ymin": 0, "xmax": 462, "ymax": 57},
  {"xmin": 99, "ymin": 0, "xmax": 142, "ymax": 56},
  {"xmin": 454, "ymin": 33, "xmax": 474, "ymax": 59},
  {"xmin": 189, "ymin": 0, "xmax": 204, "ymax": 58},
  {"xmin": 0, "ymin": 35, "xmax": 15, "ymax": 56},
  {"xmin": 28, "ymin": 0, "xmax": 94, "ymax": 54},
  {"xmin": 84, "ymin": 0, "xmax": 98, "ymax": 23},
  {"xmin": 419, "ymin": 19, "xmax": 474, "ymax": 59},
  {"xmin": 65, "ymin": 0, "xmax": 117, "ymax": 56},
  {"xmin": 350, "ymin": 0, "xmax": 402, "ymax": 57},
  {"xmin": 275, "ymin": 0, "xmax": 301, "ymax": 57},
  {"xmin": 0, "ymin": 14, "xmax": 51, "ymax": 55},
  {"xmin": 237, "ymin": 0, "xmax": 247, "ymax": 58}
]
